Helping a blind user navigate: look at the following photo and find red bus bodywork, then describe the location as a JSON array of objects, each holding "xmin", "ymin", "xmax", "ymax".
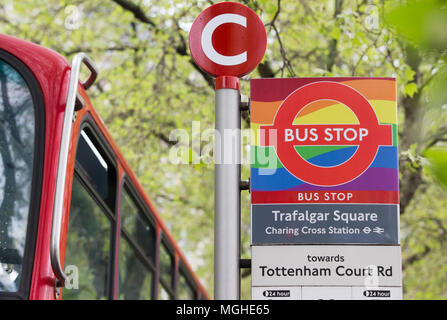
[{"xmin": 0, "ymin": 34, "xmax": 208, "ymax": 300}]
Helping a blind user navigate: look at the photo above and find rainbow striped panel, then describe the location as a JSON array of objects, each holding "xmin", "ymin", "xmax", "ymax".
[{"xmin": 250, "ymin": 78, "xmax": 398, "ymax": 204}]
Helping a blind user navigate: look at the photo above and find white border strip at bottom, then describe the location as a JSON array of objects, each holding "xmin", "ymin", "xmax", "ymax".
[{"xmin": 252, "ymin": 286, "xmax": 402, "ymax": 300}]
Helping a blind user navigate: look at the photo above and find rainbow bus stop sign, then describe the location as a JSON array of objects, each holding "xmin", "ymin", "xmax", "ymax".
[{"xmin": 250, "ymin": 78, "xmax": 399, "ymax": 245}]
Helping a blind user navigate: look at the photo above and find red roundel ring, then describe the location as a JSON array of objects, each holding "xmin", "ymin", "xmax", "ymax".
[
  {"xmin": 267, "ymin": 81, "xmax": 393, "ymax": 186},
  {"xmin": 189, "ymin": 2, "xmax": 267, "ymax": 78}
]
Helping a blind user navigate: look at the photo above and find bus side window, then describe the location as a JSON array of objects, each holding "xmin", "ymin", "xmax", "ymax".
[
  {"xmin": 158, "ymin": 240, "xmax": 174, "ymax": 300},
  {"xmin": 177, "ymin": 267, "xmax": 196, "ymax": 300},
  {"xmin": 63, "ymin": 127, "xmax": 116, "ymax": 300},
  {"xmin": 119, "ymin": 184, "xmax": 156, "ymax": 300}
]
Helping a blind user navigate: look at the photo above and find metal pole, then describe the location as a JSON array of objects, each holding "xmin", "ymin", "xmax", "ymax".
[{"xmin": 214, "ymin": 78, "xmax": 241, "ymax": 300}]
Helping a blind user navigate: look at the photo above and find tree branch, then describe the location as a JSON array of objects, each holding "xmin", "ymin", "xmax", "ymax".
[
  {"xmin": 265, "ymin": 0, "xmax": 281, "ymax": 27},
  {"xmin": 351, "ymin": 31, "xmax": 382, "ymax": 76},
  {"xmin": 423, "ymin": 125, "xmax": 447, "ymax": 151},
  {"xmin": 111, "ymin": 0, "xmax": 214, "ymax": 90},
  {"xmin": 326, "ymin": 0, "xmax": 344, "ymax": 72},
  {"xmin": 111, "ymin": 0, "xmax": 157, "ymax": 29},
  {"xmin": 266, "ymin": 0, "xmax": 296, "ymax": 77},
  {"xmin": 402, "ymin": 245, "xmax": 430, "ymax": 270}
]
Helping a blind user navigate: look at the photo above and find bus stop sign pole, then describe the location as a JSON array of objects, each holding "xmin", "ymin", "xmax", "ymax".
[
  {"xmin": 214, "ymin": 76, "xmax": 241, "ymax": 299},
  {"xmin": 189, "ymin": 2, "xmax": 266, "ymax": 299}
]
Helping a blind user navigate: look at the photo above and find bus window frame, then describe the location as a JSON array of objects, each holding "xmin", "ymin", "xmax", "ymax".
[
  {"xmin": 118, "ymin": 177, "xmax": 157, "ymax": 300},
  {"xmin": 176, "ymin": 262, "xmax": 198, "ymax": 300},
  {"xmin": 64, "ymin": 117, "xmax": 118, "ymax": 300},
  {"xmin": 158, "ymin": 234, "xmax": 176, "ymax": 299},
  {"xmin": 0, "ymin": 50, "xmax": 45, "ymax": 300}
]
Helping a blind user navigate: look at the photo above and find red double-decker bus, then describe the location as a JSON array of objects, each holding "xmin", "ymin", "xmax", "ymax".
[{"xmin": 0, "ymin": 34, "xmax": 208, "ymax": 300}]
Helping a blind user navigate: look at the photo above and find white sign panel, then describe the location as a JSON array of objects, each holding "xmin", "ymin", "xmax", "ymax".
[
  {"xmin": 252, "ymin": 286, "xmax": 402, "ymax": 300},
  {"xmin": 252, "ymin": 245, "xmax": 402, "ymax": 287},
  {"xmin": 302, "ymin": 286, "xmax": 351, "ymax": 300},
  {"xmin": 252, "ymin": 287, "xmax": 301, "ymax": 300}
]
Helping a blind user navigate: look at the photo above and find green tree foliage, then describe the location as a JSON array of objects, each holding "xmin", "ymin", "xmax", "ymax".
[
  {"xmin": 385, "ymin": 0, "xmax": 447, "ymax": 299},
  {"xmin": 1, "ymin": 0, "xmax": 446, "ymax": 299}
]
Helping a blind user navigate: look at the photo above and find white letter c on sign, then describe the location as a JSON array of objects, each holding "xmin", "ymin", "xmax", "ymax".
[{"xmin": 201, "ymin": 13, "xmax": 247, "ymax": 66}]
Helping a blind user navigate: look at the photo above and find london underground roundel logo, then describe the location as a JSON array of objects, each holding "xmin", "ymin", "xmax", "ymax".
[
  {"xmin": 261, "ymin": 82, "xmax": 394, "ymax": 186},
  {"xmin": 189, "ymin": 2, "xmax": 267, "ymax": 77}
]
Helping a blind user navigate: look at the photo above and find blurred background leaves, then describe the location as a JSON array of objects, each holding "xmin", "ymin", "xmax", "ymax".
[{"xmin": 1, "ymin": 0, "xmax": 447, "ymax": 299}]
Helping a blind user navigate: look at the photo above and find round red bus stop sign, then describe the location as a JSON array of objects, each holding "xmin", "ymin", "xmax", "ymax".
[
  {"xmin": 261, "ymin": 81, "xmax": 394, "ymax": 186},
  {"xmin": 189, "ymin": 2, "xmax": 267, "ymax": 78}
]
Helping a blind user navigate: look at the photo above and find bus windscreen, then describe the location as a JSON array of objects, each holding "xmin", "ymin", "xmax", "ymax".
[{"xmin": 0, "ymin": 59, "xmax": 36, "ymax": 292}]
